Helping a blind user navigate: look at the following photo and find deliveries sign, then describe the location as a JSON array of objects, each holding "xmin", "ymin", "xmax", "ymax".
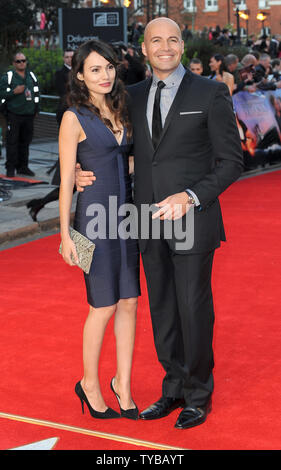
[{"xmin": 58, "ymin": 7, "xmax": 127, "ymax": 50}]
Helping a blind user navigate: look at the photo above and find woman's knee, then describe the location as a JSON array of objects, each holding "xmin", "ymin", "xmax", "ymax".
[
  {"xmin": 89, "ymin": 303, "xmax": 117, "ymax": 320},
  {"xmin": 118, "ymin": 297, "xmax": 138, "ymax": 312}
]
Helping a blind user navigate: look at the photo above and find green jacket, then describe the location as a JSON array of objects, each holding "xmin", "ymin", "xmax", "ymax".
[{"xmin": 0, "ymin": 69, "xmax": 40, "ymax": 115}]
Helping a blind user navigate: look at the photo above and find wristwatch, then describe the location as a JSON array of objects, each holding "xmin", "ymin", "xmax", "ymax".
[{"xmin": 185, "ymin": 190, "xmax": 196, "ymax": 205}]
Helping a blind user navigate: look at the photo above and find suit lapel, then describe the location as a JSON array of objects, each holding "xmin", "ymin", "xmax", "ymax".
[
  {"xmin": 138, "ymin": 71, "xmax": 194, "ymax": 156},
  {"xmin": 154, "ymin": 71, "xmax": 193, "ymax": 153},
  {"xmin": 141, "ymin": 77, "xmax": 154, "ymax": 152}
]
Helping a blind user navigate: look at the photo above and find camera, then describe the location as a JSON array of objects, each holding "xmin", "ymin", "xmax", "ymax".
[
  {"xmin": 239, "ymin": 64, "xmax": 258, "ymax": 84},
  {"xmin": 110, "ymin": 41, "xmax": 127, "ymax": 61}
]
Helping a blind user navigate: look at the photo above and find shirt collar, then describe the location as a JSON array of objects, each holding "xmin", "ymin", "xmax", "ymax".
[{"xmin": 152, "ymin": 63, "xmax": 186, "ymax": 89}]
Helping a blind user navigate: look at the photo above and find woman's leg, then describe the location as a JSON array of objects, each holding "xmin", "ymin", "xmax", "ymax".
[
  {"xmin": 80, "ymin": 304, "xmax": 116, "ymax": 412},
  {"xmin": 113, "ymin": 297, "xmax": 138, "ymax": 410}
]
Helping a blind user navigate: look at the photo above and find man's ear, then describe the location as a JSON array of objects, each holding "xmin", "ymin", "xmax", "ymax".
[
  {"xmin": 141, "ymin": 42, "xmax": 147, "ymax": 57},
  {"xmin": 181, "ymin": 40, "xmax": 184, "ymax": 54}
]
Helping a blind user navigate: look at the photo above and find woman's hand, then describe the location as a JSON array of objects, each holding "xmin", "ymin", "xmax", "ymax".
[
  {"xmin": 60, "ymin": 236, "xmax": 79, "ymax": 267},
  {"xmin": 129, "ymin": 156, "xmax": 134, "ymax": 175}
]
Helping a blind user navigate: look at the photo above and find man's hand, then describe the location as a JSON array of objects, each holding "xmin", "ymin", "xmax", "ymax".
[
  {"xmin": 75, "ymin": 163, "xmax": 96, "ymax": 192},
  {"xmin": 13, "ymin": 85, "xmax": 25, "ymax": 95},
  {"xmin": 152, "ymin": 192, "xmax": 193, "ymax": 220}
]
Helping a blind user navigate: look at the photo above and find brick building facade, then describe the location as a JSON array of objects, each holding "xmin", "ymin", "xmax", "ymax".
[{"xmin": 81, "ymin": 0, "xmax": 281, "ymax": 37}]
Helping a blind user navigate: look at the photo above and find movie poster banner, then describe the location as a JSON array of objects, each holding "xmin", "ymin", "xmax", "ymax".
[{"xmin": 233, "ymin": 89, "xmax": 281, "ymax": 169}]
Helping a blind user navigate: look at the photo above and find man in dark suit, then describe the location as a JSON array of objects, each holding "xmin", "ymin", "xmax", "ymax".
[
  {"xmin": 75, "ymin": 18, "xmax": 244, "ymax": 429},
  {"xmin": 26, "ymin": 50, "xmax": 74, "ymax": 221},
  {"xmin": 55, "ymin": 49, "xmax": 74, "ymax": 125},
  {"xmin": 51, "ymin": 49, "xmax": 74, "ymax": 186}
]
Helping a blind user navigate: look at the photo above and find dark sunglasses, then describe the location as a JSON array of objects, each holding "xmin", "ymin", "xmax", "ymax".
[{"xmin": 15, "ymin": 59, "xmax": 26, "ymax": 63}]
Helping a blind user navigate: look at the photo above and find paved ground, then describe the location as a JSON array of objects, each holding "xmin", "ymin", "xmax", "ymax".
[
  {"xmin": 1, "ymin": 139, "xmax": 281, "ymax": 251},
  {"xmin": 0, "ymin": 140, "xmax": 77, "ymax": 250}
]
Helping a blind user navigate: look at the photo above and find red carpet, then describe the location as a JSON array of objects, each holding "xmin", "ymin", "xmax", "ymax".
[
  {"xmin": 0, "ymin": 170, "xmax": 281, "ymax": 450},
  {"xmin": 0, "ymin": 174, "xmax": 47, "ymax": 188}
]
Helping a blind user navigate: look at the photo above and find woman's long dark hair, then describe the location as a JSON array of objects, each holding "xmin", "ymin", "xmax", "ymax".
[
  {"xmin": 210, "ymin": 53, "xmax": 227, "ymax": 77},
  {"xmin": 67, "ymin": 39, "xmax": 131, "ymax": 137}
]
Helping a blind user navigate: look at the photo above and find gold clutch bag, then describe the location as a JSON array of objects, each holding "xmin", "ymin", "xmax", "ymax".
[{"xmin": 59, "ymin": 228, "xmax": 95, "ymax": 274}]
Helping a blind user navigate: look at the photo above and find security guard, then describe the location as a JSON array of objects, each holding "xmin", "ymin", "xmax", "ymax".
[{"xmin": 0, "ymin": 52, "xmax": 40, "ymax": 177}]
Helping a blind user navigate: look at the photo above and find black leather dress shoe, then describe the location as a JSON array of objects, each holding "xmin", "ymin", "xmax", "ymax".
[
  {"xmin": 17, "ymin": 167, "xmax": 35, "ymax": 177},
  {"xmin": 175, "ymin": 400, "xmax": 212, "ymax": 429},
  {"xmin": 6, "ymin": 169, "xmax": 15, "ymax": 178},
  {"xmin": 139, "ymin": 397, "xmax": 185, "ymax": 420}
]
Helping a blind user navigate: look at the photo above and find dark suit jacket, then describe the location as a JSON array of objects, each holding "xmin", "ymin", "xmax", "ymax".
[
  {"xmin": 55, "ymin": 65, "xmax": 71, "ymax": 125},
  {"xmin": 55, "ymin": 65, "xmax": 70, "ymax": 98},
  {"xmin": 127, "ymin": 70, "xmax": 244, "ymax": 254}
]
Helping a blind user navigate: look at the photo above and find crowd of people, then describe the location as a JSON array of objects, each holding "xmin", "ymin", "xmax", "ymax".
[
  {"xmin": 118, "ymin": 32, "xmax": 281, "ymax": 175},
  {"xmin": 187, "ymin": 49, "xmax": 281, "ymax": 97},
  {"xmin": 116, "ymin": 25, "xmax": 281, "ymax": 101},
  {"xmin": 1, "ymin": 23, "xmax": 281, "ymax": 179}
]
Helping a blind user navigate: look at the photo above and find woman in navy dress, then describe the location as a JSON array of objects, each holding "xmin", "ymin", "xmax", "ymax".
[{"xmin": 59, "ymin": 40, "xmax": 140, "ymax": 420}]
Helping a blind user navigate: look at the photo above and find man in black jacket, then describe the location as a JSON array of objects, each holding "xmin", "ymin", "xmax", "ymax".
[
  {"xmin": 26, "ymin": 50, "xmax": 73, "ymax": 221},
  {"xmin": 119, "ymin": 46, "xmax": 146, "ymax": 85},
  {"xmin": 75, "ymin": 18, "xmax": 243, "ymax": 429},
  {"xmin": 55, "ymin": 49, "xmax": 74, "ymax": 125}
]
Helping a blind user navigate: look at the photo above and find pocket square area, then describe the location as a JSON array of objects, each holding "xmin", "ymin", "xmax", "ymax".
[{"xmin": 180, "ymin": 111, "xmax": 203, "ymax": 115}]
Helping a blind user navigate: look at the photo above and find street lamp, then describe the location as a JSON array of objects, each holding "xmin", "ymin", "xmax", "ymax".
[
  {"xmin": 257, "ymin": 12, "xmax": 267, "ymax": 35},
  {"xmin": 239, "ymin": 9, "xmax": 249, "ymax": 42},
  {"xmin": 232, "ymin": 0, "xmax": 241, "ymax": 44}
]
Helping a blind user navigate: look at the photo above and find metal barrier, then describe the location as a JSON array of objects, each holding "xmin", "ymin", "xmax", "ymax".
[
  {"xmin": 39, "ymin": 94, "xmax": 60, "ymax": 114},
  {"xmin": 33, "ymin": 94, "xmax": 59, "ymax": 142}
]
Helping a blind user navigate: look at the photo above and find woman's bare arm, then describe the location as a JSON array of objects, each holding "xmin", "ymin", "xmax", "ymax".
[{"xmin": 59, "ymin": 111, "xmax": 83, "ymax": 265}]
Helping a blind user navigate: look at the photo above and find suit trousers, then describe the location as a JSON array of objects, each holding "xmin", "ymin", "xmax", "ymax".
[
  {"xmin": 5, "ymin": 112, "xmax": 34, "ymax": 172},
  {"xmin": 141, "ymin": 235, "xmax": 215, "ymax": 407}
]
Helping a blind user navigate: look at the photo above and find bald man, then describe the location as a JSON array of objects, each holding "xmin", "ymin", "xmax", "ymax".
[{"xmin": 76, "ymin": 18, "xmax": 243, "ymax": 429}]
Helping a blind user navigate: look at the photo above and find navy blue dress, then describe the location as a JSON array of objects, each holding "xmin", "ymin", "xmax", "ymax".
[{"xmin": 70, "ymin": 106, "xmax": 140, "ymax": 308}]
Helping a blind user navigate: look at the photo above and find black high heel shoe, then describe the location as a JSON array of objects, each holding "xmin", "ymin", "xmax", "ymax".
[
  {"xmin": 26, "ymin": 201, "xmax": 43, "ymax": 222},
  {"xmin": 110, "ymin": 378, "xmax": 139, "ymax": 420},
  {"xmin": 75, "ymin": 381, "xmax": 120, "ymax": 419}
]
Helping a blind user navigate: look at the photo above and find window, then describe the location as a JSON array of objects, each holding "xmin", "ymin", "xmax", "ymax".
[
  {"xmin": 258, "ymin": 0, "xmax": 268, "ymax": 7},
  {"xmin": 204, "ymin": 0, "xmax": 218, "ymax": 10},
  {"xmin": 261, "ymin": 26, "xmax": 271, "ymax": 35},
  {"xmin": 154, "ymin": 0, "xmax": 166, "ymax": 14},
  {"xmin": 183, "ymin": 0, "xmax": 195, "ymax": 9},
  {"xmin": 240, "ymin": 27, "xmax": 247, "ymax": 38},
  {"xmin": 234, "ymin": 0, "xmax": 247, "ymax": 9},
  {"xmin": 134, "ymin": 0, "xmax": 143, "ymax": 11}
]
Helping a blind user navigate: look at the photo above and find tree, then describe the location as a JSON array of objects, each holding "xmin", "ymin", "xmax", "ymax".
[
  {"xmin": 0, "ymin": 0, "xmax": 81, "ymax": 61},
  {"xmin": 33, "ymin": 0, "xmax": 80, "ymax": 30},
  {"xmin": 0, "ymin": 0, "xmax": 34, "ymax": 60},
  {"xmin": 31, "ymin": 1, "xmax": 79, "ymax": 51}
]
